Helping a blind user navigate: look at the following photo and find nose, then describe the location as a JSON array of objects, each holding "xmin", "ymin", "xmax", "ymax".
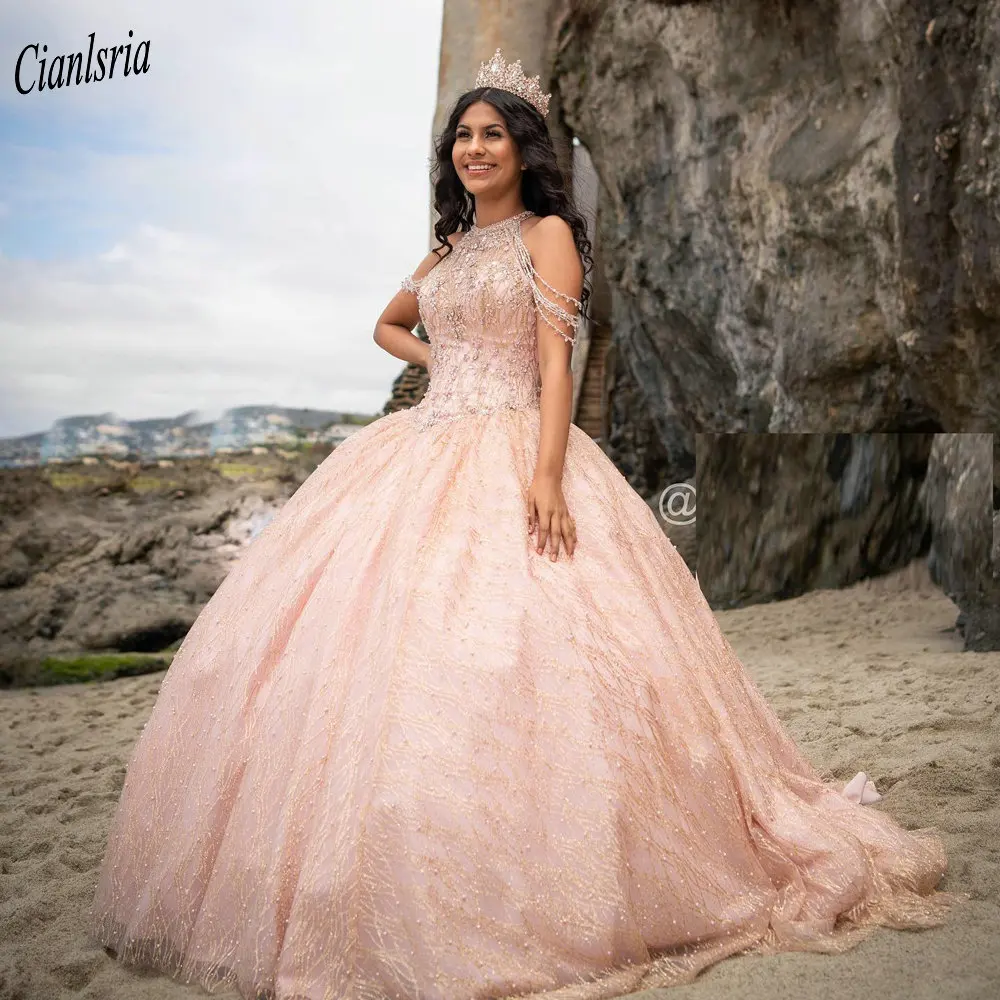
[{"xmin": 467, "ymin": 133, "xmax": 485, "ymax": 155}]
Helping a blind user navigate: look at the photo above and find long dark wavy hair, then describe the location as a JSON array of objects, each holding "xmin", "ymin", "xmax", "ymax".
[{"xmin": 429, "ymin": 87, "xmax": 594, "ymax": 322}]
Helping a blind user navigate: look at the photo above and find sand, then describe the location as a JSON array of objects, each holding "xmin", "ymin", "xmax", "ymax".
[{"xmin": 1, "ymin": 558, "xmax": 998, "ymax": 1000}]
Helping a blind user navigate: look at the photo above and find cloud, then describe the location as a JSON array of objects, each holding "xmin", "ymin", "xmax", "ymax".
[{"xmin": 0, "ymin": 0, "xmax": 444, "ymax": 436}]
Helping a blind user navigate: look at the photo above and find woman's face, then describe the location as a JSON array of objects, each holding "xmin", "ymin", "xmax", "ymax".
[{"xmin": 452, "ymin": 100, "xmax": 523, "ymax": 196}]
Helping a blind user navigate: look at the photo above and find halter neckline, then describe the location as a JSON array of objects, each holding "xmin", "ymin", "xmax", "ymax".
[{"xmin": 470, "ymin": 209, "xmax": 533, "ymax": 233}]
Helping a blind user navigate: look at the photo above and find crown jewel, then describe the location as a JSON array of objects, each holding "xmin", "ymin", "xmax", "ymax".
[{"xmin": 474, "ymin": 48, "xmax": 550, "ymax": 118}]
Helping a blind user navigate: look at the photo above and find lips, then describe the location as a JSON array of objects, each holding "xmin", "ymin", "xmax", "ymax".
[{"xmin": 465, "ymin": 163, "xmax": 496, "ymax": 173}]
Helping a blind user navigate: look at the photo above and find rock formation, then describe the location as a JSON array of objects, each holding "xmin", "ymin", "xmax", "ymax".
[
  {"xmin": 545, "ymin": 0, "xmax": 1000, "ymax": 642},
  {"xmin": 696, "ymin": 433, "xmax": 936, "ymax": 609},
  {"xmin": 0, "ymin": 449, "xmax": 330, "ymax": 681},
  {"xmin": 692, "ymin": 431, "xmax": 998, "ymax": 649},
  {"xmin": 555, "ymin": 0, "xmax": 999, "ymax": 457},
  {"xmin": 919, "ymin": 432, "xmax": 999, "ymax": 650},
  {"xmin": 380, "ymin": 324, "xmax": 431, "ymax": 415}
]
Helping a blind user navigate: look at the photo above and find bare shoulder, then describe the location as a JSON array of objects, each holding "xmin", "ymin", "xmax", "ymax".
[
  {"xmin": 524, "ymin": 213, "xmax": 573, "ymax": 238},
  {"xmin": 523, "ymin": 215, "xmax": 581, "ymax": 281},
  {"xmin": 523, "ymin": 214, "xmax": 576, "ymax": 253}
]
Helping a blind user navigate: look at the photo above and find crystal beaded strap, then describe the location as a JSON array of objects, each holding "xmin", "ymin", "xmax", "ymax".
[
  {"xmin": 511, "ymin": 224, "xmax": 582, "ymax": 345},
  {"xmin": 401, "ymin": 273, "xmax": 424, "ymax": 295}
]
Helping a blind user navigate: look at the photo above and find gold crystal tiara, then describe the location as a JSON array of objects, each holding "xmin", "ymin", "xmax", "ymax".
[{"xmin": 474, "ymin": 48, "xmax": 551, "ymax": 118}]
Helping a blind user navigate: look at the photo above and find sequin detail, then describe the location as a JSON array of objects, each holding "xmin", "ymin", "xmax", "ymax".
[{"xmin": 401, "ymin": 211, "xmax": 580, "ymax": 431}]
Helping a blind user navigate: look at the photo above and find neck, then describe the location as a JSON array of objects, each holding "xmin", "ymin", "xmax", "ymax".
[{"xmin": 472, "ymin": 198, "xmax": 528, "ymax": 228}]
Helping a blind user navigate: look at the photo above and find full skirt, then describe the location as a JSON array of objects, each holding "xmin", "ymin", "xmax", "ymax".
[{"xmin": 89, "ymin": 406, "xmax": 964, "ymax": 1000}]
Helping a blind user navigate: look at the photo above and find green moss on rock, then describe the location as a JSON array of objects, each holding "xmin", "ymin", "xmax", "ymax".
[{"xmin": 0, "ymin": 651, "xmax": 175, "ymax": 688}]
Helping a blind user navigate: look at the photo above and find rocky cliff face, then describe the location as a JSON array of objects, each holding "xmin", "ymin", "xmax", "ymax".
[
  {"xmin": 695, "ymin": 433, "xmax": 935, "ymax": 604},
  {"xmin": 555, "ymin": 0, "xmax": 1000, "ymax": 452},
  {"xmin": 543, "ymin": 0, "xmax": 999, "ymax": 643},
  {"xmin": 657, "ymin": 427, "xmax": 997, "ymax": 649}
]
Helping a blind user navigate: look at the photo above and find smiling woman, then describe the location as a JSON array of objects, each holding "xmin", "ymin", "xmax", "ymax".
[{"xmin": 14, "ymin": 30, "xmax": 151, "ymax": 95}]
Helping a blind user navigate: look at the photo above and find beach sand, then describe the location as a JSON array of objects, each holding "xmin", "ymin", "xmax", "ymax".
[{"xmin": 2, "ymin": 558, "xmax": 998, "ymax": 1000}]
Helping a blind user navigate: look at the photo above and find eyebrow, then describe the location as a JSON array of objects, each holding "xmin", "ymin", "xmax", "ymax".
[{"xmin": 457, "ymin": 122, "xmax": 504, "ymax": 129}]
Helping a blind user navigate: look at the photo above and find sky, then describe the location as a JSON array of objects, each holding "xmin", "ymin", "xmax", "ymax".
[{"xmin": 0, "ymin": 0, "xmax": 444, "ymax": 437}]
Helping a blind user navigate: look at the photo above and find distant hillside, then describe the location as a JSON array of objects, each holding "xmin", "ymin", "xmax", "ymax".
[{"xmin": 0, "ymin": 405, "xmax": 377, "ymax": 468}]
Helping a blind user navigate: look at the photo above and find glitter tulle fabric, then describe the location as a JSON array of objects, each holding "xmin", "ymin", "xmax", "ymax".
[{"xmin": 90, "ymin": 211, "xmax": 964, "ymax": 1000}]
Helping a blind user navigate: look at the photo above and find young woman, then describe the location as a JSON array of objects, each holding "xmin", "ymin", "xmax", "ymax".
[{"xmin": 90, "ymin": 49, "xmax": 964, "ymax": 1000}]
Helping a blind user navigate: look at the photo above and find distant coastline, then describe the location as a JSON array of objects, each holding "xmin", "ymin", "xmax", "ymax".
[{"xmin": 0, "ymin": 405, "xmax": 377, "ymax": 468}]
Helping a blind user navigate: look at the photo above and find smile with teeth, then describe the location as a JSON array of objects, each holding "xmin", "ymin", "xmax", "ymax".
[{"xmin": 466, "ymin": 163, "xmax": 496, "ymax": 173}]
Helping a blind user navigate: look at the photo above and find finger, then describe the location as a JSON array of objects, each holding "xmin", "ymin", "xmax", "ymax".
[
  {"xmin": 536, "ymin": 513, "xmax": 550, "ymax": 554},
  {"xmin": 566, "ymin": 518, "xmax": 576, "ymax": 557},
  {"xmin": 550, "ymin": 526, "xmax": 561, "ymax": 561}
]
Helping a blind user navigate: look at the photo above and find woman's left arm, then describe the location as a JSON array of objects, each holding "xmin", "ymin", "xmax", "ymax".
[{"xmin": 524, "ymin": 215, "xmax": 584, "ymax": 560}]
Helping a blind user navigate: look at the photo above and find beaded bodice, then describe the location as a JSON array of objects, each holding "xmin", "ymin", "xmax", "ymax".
[{"xmin": 400, "ymin": 210, "xmax": 581, "ymax": 431}]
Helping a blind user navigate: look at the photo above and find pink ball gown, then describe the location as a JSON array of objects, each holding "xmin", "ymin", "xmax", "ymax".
[{"xmin": 90, "ymin": 209, "xmax": 963, "ymax": 1000}]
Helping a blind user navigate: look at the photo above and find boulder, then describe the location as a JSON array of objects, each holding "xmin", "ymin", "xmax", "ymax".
[
  {"xmin": 920, "ymin": 433, "xmax": 1000, "ymax": 650},
  {"xmin": 695, "ymin": 433, "xmax": 934, "ymax": 608}
]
